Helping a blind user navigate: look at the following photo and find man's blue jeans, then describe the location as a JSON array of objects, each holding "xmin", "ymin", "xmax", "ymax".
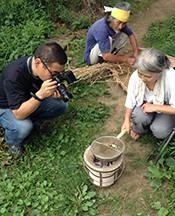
[{"xmin": 0, "ymin": 97, "xmax": 68, "ymax": 146}]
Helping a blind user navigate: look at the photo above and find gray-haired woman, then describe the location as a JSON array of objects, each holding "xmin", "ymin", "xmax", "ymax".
[{"xmin": 121, "ymin": 48, "xmax": 175, "ymax": 140}]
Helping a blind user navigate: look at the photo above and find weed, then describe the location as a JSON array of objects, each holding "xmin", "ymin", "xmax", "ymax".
[
  {"xmin": 111, "ymin": 105, "xmax": 116, "ymax": 109},
  {"xmin": 125, "ymin": 152, "xmax": 135, "ymax": 157},
  {"xmin": 144, "ymin": 141, "xmax": 175, "ymax": 215},
  {"xmin": 55, "ymin": 25, "xmax": 72, "ymax": 37},
  {"xmin": 143, "ymin": 15, "xmax": 175, "ymax": 57},
  {"xmin": 0, "ymin": 2, "xmax": 53, "ymax": 71},
  {"xmin": 1, "ymin": 1, "xmax": 175, "ymax": 216},
  {"xmin": 66, "ymin": 38, "xmax": 87, "ymax": 68},
  {"xmin": 151, "ymin": 201, "xmax": 169, "ymax": 216},
  {"xmin": 98, "ymin": 193, "xmax": 123, "ymax": 215},
  {"xmin": 0, "ymin": 80, "xmax": 110, "ymax": 215},
  {"xmin": 72, "ymin": 15, "xmax": 92, "ymax": 31}
]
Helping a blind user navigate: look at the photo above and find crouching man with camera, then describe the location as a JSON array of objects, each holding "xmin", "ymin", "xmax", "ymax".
[{"xmin": 0, "ymin": 42, "xmax": 76, "ymax": 158}]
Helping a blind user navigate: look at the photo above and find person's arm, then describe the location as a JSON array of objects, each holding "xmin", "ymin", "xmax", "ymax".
[
  {"xmin": 13, "ymin": 79, "xmax": 58, "ymax": 120},
  {"xmin": 13, "ymin": 97, "xmax": 43, "ymax": 120},
  {"xmin": 141, "ymin": 103, "xmax": 175, "ymax": 115},
  {"xmin": 121, "ymin": 107, "xmax": 133, "ymax": 133},
  {"xmin": 102, "ymin": 52, "xmax": 136, "ymax": 65},
  {"xmin": 128, "ymin": 34, "xmax": 139, "ymax": 59},
  {"xmin": 121, "ymin": 71, "xmax": 138, "ymax": 133}
]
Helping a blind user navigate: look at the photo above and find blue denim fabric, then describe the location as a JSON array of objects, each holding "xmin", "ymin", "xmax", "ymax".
[
  {"xmin": 29, "ymin": 97, "xmax": 68, "ymax": 121},
  {"xmin": 0, "ymin": 97, "xmax": 68, "ymax": 145}
]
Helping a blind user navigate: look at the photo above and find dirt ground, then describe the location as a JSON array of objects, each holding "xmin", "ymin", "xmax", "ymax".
[
  {"xmin": 122, "ymin": 0, "xmax": 175, "ymax": 52},
  {"xmin": 93, "ymin": 0, "xmax": 175, "ymax": 215},
  {"xmin": 96, "ymin": 78, "xmax": 155, "ymax": 215},
  {"xmin": 51, "ymin": 0, "xmax": 174, "ymax": 214}
]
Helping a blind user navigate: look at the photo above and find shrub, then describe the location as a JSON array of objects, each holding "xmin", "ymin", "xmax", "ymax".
[
  {"xmin": 0, "ymin": 2, "xmax": 54, "ymax": 72},
  {"xmin": 143, "ymin": 16, "xmax": 175, "ymax": 57}
]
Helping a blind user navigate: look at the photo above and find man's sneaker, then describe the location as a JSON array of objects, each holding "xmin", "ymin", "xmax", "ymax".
[{"xmin": 8, "ymin": 144, "xmax": 23, "ymax": 158}]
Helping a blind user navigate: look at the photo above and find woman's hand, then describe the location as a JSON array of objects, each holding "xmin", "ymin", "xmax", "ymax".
[
  {"xmin": 121, "ymin": 120, "xmax": 131, "ymax": 134},
  {"xmin": 141, "ymin": 103, "xmax": 155, "ymax": 115},
  {"xmin": 122, "ymin": 107, "xmax": 133, "ymax": 133}
]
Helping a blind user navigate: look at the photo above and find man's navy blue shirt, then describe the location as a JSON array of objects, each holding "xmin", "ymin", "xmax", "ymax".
[
  {"xmin": 84, "ymin": 17, "xmax": 133, "ymax": 64},
  {"xmin": 0, "ymin": 56, "xmax": 42, "ymax": 109}
]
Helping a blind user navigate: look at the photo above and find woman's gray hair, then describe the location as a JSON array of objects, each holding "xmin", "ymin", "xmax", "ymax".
[
  {"xmin": 135, "ymin": 48, "xmax": 170, "ymax": 73},
  {"xmin": 106, "ymin": 2, "xmax": 130, "ymax": 24}
]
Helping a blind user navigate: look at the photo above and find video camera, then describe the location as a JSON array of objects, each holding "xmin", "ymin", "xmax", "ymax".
[{"xmin": 53, "ymin": 70, "xmax": 77, "ymax": 102}]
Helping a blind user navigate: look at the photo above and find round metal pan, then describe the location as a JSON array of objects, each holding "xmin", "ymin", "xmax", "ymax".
[{"xmin": 91, "ymin": 130, "xmax": 126, "ymax": 162}]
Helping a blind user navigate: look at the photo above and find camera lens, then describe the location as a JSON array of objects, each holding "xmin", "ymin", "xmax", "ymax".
[
  {"xmin": 57, "ymin": 83, "xmax": 73, "ymax": 102},
  {"xmin": 53, "ymin": 72, "xmax": 75, "ymax": 102}
]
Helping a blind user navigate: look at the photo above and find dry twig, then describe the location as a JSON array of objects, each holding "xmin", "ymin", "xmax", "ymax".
[
  {"xmin": 72, "ymin": 48, "xmax": 175, "ymax": 92},
  {"xmin": 72, "ymin": 62, "xmax": 135, "ymax": 92}
]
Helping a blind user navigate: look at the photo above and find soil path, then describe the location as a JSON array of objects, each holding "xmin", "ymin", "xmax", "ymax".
[
  {"xmin": 96, "ymin": 0, "xmax": 175, "ymax": 215},
  {"xmin": 121, "ymin": 0, "xmax": 175, "ymax": 53},
  {"xmin": 130, "ymin": 0, "xmax": 175, "ymax": 47}
]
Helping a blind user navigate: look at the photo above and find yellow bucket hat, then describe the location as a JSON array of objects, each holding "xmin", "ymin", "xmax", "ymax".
[{"xmin": 111, "ymin": 8, "xmax": 130, "ymax": 22}]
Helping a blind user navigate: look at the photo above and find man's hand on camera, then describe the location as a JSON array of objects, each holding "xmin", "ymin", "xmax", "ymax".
[
  {"xmin": 52, "ymin": 83, "xmax": 68, "ymax": 100},
  {"xmin": 52, "ymin": 90, "xmax": 62, "ymax": 100},
  {"xmin": 36, "ymin": 79, "xmax": 57, "ymax": 100}
]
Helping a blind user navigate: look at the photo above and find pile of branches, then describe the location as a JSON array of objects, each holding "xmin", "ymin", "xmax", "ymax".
[
  {"xmin": 72, "ymin": 48, "xmax": 175, "ymax": 92},
  {"xmin": 72, "ymin": 62, "xmax": 135, "ymax": 92}
]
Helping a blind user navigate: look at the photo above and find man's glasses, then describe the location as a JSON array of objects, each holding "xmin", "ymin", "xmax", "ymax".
[{"xmin": 40, "ymin": 59, "xmax": 60, "ymax": 77}]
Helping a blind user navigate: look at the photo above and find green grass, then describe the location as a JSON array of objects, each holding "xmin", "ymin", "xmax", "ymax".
[
  {"xmin": 0, "ymin": 80, "xmax": 111, "ymax": 215},
  {"xmin": 0, "ymin": 2, "xmax": 54, "ymax": 72},
  {"xmin": 1, "ymin": 1, "xmax": 175, "ymax": 215},
  {"xmin": 143, "ymin": 15, "xmax": 175, "ymax": 57},
  {"xmin": 0, "ymin": 78, "xmax": 164, "ymax": 216}
]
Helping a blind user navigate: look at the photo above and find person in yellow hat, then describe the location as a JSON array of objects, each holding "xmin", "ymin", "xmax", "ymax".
[{"xmin": 84, "ymin": 2, "xmax": 138, "ymax": 65}]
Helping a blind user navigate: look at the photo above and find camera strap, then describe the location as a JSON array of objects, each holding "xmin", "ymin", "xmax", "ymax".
[{"xmin": 27, "ymin": 56, "xmax": 39, "ymax": 79}]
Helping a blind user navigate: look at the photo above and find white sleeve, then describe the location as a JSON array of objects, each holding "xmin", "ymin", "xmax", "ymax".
[
  {"xmin": 125, "ymin": 70, "xmax": 139, "ymax": 109},
  {"xmin": 165, "ymin": 68, "xmax": 175, "ymax": 109}
]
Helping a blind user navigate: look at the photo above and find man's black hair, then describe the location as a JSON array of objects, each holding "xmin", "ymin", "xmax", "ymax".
[{"xmin": 34, "ymin": 42, "xmax": 67, "ymax": 65}]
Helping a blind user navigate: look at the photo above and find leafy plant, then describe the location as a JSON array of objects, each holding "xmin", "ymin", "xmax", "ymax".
[
  {"xmin": 0, "ymin": 80, "xmax": 111, "ymax": 215},
  {"xmin": 143, "ymin": 15, "xmax": 175, "ymax": 57},
  {"xmin": 72, "ymin": 15, "xmax": 92, "ymax": 31},
  {"xmin": 66, "ymin": 38, "xmax": 87, "ymax": 68},
  {"xmin": 0, "ymin": 2, "xmax": 54, "ymax": 72},
  {"xmin": 144, "ymin": 141, "xmax": 175, "ymax": 215},
  {"xmin": 151, "ymin": 201, "xmax": 169, "ymax": 216}
]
